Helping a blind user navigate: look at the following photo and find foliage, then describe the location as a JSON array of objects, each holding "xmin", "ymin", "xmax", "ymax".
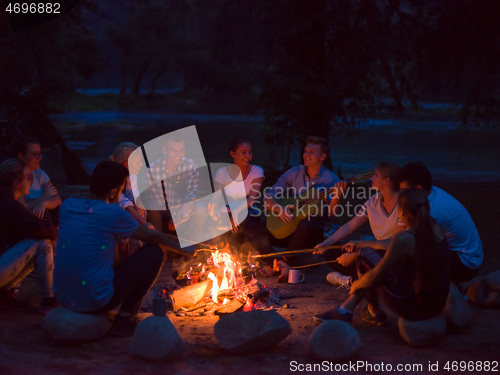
[{"xmin": 2, "ymin": 0, "xmax": 500, "ymax": 171}]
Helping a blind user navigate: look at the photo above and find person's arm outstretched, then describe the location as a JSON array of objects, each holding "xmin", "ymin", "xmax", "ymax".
[
  {"xmin": 130, "ymin": 224, "xmax": 184, "ymax": 255},
  {"xmin": 314, "ymin": 214, "xmax": 368, "ymax": 253}
]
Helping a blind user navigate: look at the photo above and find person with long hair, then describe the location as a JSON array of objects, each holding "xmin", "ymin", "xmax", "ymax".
[
  {"xmin": 208, "ymin": 136, "xmax": 264, "ymax": 239},
  {"xmin": 314, "ymin": 188, "xmax": 451, "ymax": 324},
  {"xmin": 0, "ymin": 158, "xmax": 58, "ymax": 314},
  {"xmin": 314, "ymin": 162, "xmax": 406, "ymax": 288},
  {"xmin": 12, "ymin": 136, "xmax": 62, "ymax": 225}
]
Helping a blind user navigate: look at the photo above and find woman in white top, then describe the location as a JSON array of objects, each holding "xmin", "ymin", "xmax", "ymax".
[
  {"xmin": 209, "ymin": 136, "xmax": 264, "ymax": 239},
  {"xmin": 314, "ymin": 162, "xmax": 406, "ymax": 287},
  {"xmin": 13, "ymin": 136, "xmax": 62, "ymax": 225}
]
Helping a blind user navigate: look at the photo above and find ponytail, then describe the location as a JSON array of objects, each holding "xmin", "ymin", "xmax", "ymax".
[
  {"xmin": 413, "ymin": 204, "xmax": 440, "ymax": 294},
  {"xmin": 398, "ymin": 188, "xmax": 441, "ymax": 294}
]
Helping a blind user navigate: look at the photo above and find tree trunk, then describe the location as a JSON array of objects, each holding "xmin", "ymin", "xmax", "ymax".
[
  {"xmin": 379, "ymin": 55, "xmax": 404, "ymax": 115},
  {"xmin": 148, "ymin": 65, "xmax": 167, "ymax": 96},
  {"xmin": 131, "ymin": 57, "xmax": 151, "ymax": 96}
]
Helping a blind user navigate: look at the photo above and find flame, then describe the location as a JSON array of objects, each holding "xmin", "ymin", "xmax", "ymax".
[
  {"xmin": 208, "ymin": 272, "xmax": 219, "ymax": 301},
  {"xmin": 206, "ymin": 243, "xmax": 243, "ymax": 305}
]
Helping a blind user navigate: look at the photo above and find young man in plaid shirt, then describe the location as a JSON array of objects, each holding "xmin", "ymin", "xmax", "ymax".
[{"xmin": 145, "ymin": 133, "xmax": 208, "ymax": 245}]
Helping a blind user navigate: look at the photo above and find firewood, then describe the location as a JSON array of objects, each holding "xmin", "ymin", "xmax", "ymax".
[
  {"xmin": 215, "ymin": 299, "xmax": 245, "ymax": 315},
  {"xmin": 171, "ymin": 280, "xmax": 212, "ymax": 310},
  {"xmin": 182, "ymin": 301, "xmax": 207, "ymax": 312}
]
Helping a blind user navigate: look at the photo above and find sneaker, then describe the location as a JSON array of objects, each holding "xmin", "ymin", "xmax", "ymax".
[
  {"xmin": 109, "ymin": 314, "xmax": 139, "ymax": 337},
  {"xmin": 313, "ymin": 308, "xmax": 353, "ymax": 324},
  {"xmin": 39, "ymin": 297, "xmax": 59, "ymax": 316},
  {"xmin": 0, "ymin": 288, "xmax": 30, "ymax": 311},
  {"xmin": 360, "ymin": 307, "xmax": 388, "ymax": 326},
  {"xmin": 326, "ymin": 272, "xmax": 352, "ymax": 289}
]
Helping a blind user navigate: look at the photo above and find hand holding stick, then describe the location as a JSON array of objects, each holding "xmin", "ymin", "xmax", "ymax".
[{"xmin": 250, "ymin": 245, "xmax": 343, "ymax": 259}]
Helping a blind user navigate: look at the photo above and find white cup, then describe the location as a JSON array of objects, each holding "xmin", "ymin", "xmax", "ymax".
[{"xmin": 288, "ymin": 269, "xmax": 305, "ymax": 284}]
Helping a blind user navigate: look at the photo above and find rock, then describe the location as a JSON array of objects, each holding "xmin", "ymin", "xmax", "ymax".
[
  {"xmin": 467, "ymin": 270, "xmax": 500, "ymax": 308},
  {"xmin": 398, "ymin": 316, "xmax": 446, "ymax": 347},
  {"xmin": 484, "ymin": 270, "xmax": 500, "ymax": 288},
  {"xmin": 129, "ymin": 316, "xmax": 185, "ymax": 362},
  {"xmin": 442, "ymin": 283, "xmax": 471, "ymax": 330},
  {"xmin": 308, "ymin": 321, "xmax": 360, "ymax": 361},
  {"xmin": 214, "ymin": 310, "xmax": 292, "ymax": 354},
  {"xmin": 43, "ymin": 307, "xmax": 109, "ymax": 345}
]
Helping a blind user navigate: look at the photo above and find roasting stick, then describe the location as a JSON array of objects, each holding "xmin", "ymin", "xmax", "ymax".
[
  {"xmin": 250, "ymin": 245, "xmax": 343, "ymax": 259},
  {"xmin": 288, "ymin": 260, "xmax": 339, "ymax": 269}
]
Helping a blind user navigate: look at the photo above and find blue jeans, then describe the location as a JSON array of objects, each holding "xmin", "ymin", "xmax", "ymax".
[{"xmin": 0, "ymin": 239, "xmax": 54, "ymax": 298}]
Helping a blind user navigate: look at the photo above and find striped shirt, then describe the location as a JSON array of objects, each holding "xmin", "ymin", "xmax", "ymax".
[{"xmin": 148, "ymin": 156, "xmax": 199, "ymax": 208}]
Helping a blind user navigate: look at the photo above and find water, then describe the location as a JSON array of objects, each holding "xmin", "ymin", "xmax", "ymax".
[{"xmin": 49, "ymin": 112, "xmax": 500, "ymax": 182}]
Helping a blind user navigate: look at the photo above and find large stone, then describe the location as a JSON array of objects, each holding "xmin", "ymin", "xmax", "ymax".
[
  {"xmin": 43, "ymin": 307, "xmax": 109, "ymax": 345},
  {"xmin": 467, "ymin": 270, "xmax": 500, "ymax": 308},
  {"xmin": 214, "ymin": 310, "xmax": 292, "ymax": 354},
  {"xmin": 129, "ymin": 316, "xmax": 185, "ymax": 362},
  {"xmin": 308, "ymin": 321, "xmax": 360, "ymax": 361},
  {"xmin": 398, "ymin": 316, "xmax": 446, "ymax": 347},
  {"xmin": 442, "ymin": 283, "xmax": 471, "ymax": 330}
]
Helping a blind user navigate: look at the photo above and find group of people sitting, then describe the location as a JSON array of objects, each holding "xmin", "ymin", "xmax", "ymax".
[{"xmin": 0, "ymin": 133, "xmax": 483, "ymax": 337}]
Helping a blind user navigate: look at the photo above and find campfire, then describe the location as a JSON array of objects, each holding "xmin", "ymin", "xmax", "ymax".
[{"xmin": 169, "ymin": 244, "xmax": 285, "ymax": 317}]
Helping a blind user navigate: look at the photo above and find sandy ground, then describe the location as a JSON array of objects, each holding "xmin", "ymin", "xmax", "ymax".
[
  {"xmin": 1, "ymin": 182, "xmax": 499, "ymax": 374},
  {"xmin": 1, "ymin": 263, "xmax": 499, "ymax": 375}
]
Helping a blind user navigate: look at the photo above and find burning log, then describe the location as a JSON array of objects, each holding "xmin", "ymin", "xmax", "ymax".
[
  {"xmin": 215, "ymin": 299, "xmax": 245, "ymax": 315},
  {"xmin": 171, "ymin": 280, "xmax": 212, "ymax": 310}
]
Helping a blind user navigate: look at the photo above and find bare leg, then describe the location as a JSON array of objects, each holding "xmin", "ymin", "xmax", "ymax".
[{"xmin": 341, "ymin": 293, "xmax": 364, "ymax": 312}]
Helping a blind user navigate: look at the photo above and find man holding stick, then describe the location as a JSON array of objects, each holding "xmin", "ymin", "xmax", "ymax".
[{"xmin": 53, "ymin": 161, "xmax": 183, "ymax": 337}]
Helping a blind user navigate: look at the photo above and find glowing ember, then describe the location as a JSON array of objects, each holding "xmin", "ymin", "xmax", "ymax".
[{"xmin": 173, "ymin": 243, "xmax": 285, "ymax": 317}]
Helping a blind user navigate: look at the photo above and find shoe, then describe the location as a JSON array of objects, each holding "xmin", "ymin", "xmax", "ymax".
[
  {"xmin": 39, "ymin": 297, "xmax": 59, "ymax": 316},
  {"xmin": 360, "ymin": 307, "xmax": 388, "ymax": 326},
  {"xmin": 326, "ymin": 272, "xmax": 352, "ymax": 289},
  {"xmin": 0, "ymin": 288, "xmax": 30, "ymax": 311},
  {"xmin": 110, "ymin": 314, "xmax": 139, "ymax": 337},
  {"xmin": 313, "ymin": 308, "xmax": 353, "ymax": 324}
]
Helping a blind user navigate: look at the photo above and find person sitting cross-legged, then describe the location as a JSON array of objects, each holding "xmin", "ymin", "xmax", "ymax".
[
  {"xmin": 314, "ymin": 162, "xmax": 406, "ymax": 289},
  {"xmin": 0, "ymin": 158, "xmax": 58, "ymax": 314},
  {"xmin": 53, "ymin": 161, "xmax": 183, "ymax": 337},
  {"xmin": 145, "ymin": 132, "xmax": 208, "ymax": 245},
  {"xmin": 314, "ymin": 188, "xmax": 451, "ymax": 325}
]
